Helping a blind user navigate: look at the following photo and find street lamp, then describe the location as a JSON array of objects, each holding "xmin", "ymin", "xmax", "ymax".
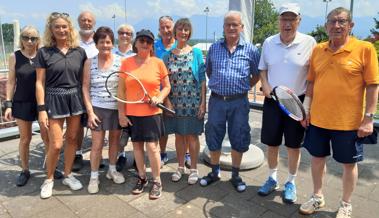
[
  {"xmin": 112, "ymin": 14, "xmax": 116, "ymax": 34},
  {"xmin": 323, "ymin": 0, "xmax": 332, "ymax": 21},
  {"xmin": 204, "ymin": 6, "xmax": 209, "ymax": 51}
]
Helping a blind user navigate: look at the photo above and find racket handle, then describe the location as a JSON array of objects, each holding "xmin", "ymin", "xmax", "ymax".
[{"xmin": 157, "ymin": 103, "xmax": 176, "ymax": 115}]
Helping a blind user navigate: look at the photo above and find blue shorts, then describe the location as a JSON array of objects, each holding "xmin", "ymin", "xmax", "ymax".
[
  {"xmin": 303, "ymin": 125, "xmax": 363, "ymax": 163},
  {"xmin": 205, "ymin": 95, "xmax": 251, "ymax": 153}
]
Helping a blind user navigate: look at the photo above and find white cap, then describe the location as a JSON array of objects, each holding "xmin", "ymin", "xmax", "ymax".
[{"xmin": 279, "ymin": 3, "xmax": 300, "ymax": 16}]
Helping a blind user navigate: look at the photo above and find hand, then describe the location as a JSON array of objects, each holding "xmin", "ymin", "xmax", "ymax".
[
  {"xmin": 300, "ymin": 113, "xmax": 310, "ymax": 128},
  {"xmin": 87, "ymin": 113, "xmax": 101, "ymax": 129},
  {"xmin": 4, "ymin": 108, "xmax": 13, "ymax": 121},
  {"xmin": 357, "ymin": 117, "xmax": 374, "ymax": 138},
  {"xmin": 119, "ymin": 116, "xmax": 132, "ymax": 128},
  {"xmin": 261, "ymin": 83, "xmax": 273, "ymax": 98},
  {"xmin": 38, "ymin": 111, "xmax": 49, "ymax": 129},
  {"xmin": 149, "ymin": 96, "xmax": 163, "ymax": 106},
  {"xmin": 197, "ymin": 102, "xmax": 206, "ymax": 119},
  {"xmin": 163, "ymin": 100, "xmax": 175, "ymax": 117}
]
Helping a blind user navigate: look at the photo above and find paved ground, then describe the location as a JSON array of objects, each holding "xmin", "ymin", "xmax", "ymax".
[{"xmin": 0, "ymin": 109, "xmax": 378, "ymax": 218}]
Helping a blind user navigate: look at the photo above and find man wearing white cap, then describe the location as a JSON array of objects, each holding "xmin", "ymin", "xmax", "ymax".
[{"xmin": 257, "ymin": 3, "xmax": 316, "ymax": 203}]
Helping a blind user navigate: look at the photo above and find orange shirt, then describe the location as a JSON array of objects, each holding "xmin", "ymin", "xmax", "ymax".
[
  {"xmin": 120, "ymin": 56, "xmax": 168, "ymax": 116},
  {"xmin": 307, "ymin": 37, "xmax": 379, "ymax": 130}
]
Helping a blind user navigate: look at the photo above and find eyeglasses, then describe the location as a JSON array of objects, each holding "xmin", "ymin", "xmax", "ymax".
[
  {"xmin": 138, "ymin": 37, "xmax": 153, "ymax": 45},
  {"xmin": 224, "ymin": 23, "xmax": 242, "ymax": 28},
  {"xmin": 50, "ymin": 12, "xmax": 70, "ymax": 18},
  {"xmin": 327, "ymin": 19, "xmax": 349, "ymax": 26},
  {"xmin": 21, "ymin": 35, "xmax": 39, "ymax": 43},
  {"xmin": 118, "ymin": 31, "xmax": 133, "ymax": 36}
]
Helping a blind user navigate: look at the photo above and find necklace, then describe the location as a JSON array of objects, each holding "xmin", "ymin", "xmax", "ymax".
[{"xmin": 21, "ymin": 50, "xmax": 36, "ymax": 65}]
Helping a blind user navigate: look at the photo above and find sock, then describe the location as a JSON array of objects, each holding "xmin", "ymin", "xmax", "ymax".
[
  {"xmin": 211, "ymin": 164, "xmax": 220, "ymax": 177},
  {"xmin": 269, "ymin": 168, "xmax": 278, "ymax": 181},
  {"xmin": 75, "ymin": 150, "xmax": 82, "ymax": 155},
  {"xmin": 286, "ymin": 173, "xmax": 296, "ymax": 184},
  {"xmin": 231, "ymin": 167, "xmax": 239, "ymax": 178},
  {"xmin": 109, "ymin": 164, "xmax": 116, "ymax": 172},
  {"xmin": 90, "ymin": 171, "xmax": 99, "ymax": 179}
]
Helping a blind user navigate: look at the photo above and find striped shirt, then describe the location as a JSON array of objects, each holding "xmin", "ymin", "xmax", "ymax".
[
  {"xmin": 206, "ymin": 38, "xmax": 260, "ymax": 96},
  {"xmin": 90, "ymin": 54, "xmax": 121, "ymax": 110}
]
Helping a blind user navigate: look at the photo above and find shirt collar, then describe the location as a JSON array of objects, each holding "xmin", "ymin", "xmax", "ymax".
[
  {"xmin": 324, "ymin": 36, "xmax": 356, "ymax": 53},
  {"xmin": 221, "ymin": 36, "xmax": 246, "ymax": 47},
  {"xmin": 274, "ymin": 32, "xmax": 302, "ymax": 46}
]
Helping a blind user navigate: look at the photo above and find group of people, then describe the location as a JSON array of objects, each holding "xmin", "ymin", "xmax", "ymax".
[{"xmin": 3, "ymin": 3, "xmax": 378, "ymax": 218}]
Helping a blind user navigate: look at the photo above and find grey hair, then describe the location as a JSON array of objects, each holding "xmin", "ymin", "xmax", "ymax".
[
  {"xmin": 327, "ymin": 7, "xmax": 352, "ymax": 22},
  {"xmin": 224, "ymin": 10, "xmax": 244, "ymax": 25},
  {"xmin": 77, "ymin": 11, "xmax": 96, "ymax": 25},
  {"xmin": 117, "ymin": 24, "xmax": 135, "ymax": 39}
]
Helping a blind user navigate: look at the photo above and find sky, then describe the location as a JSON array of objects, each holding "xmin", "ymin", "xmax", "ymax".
[{"xmin": 0, "ymin": 0, "xmax": 378, "ymax": 41}]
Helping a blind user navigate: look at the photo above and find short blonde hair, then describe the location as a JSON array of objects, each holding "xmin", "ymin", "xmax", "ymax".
[
  {"xmin": 42, "ymin": 12, "xmax": 79, "ymax": 48},
  {"xmin": 19, "ymin": 25, "xmax": 40, "ymax": 50},
  {"xmin": 117, "ymin": 24, "xmax": 135, "ymax": 39}
]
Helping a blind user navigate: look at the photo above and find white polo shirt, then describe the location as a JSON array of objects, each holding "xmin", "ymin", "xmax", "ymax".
[
  {"xmin": 258, "ymin": 32, "xmax": 316, "ymax": 96},
  {"xmin": 80, "ymin": 39, "xmax": 98, "ymax": 59}
]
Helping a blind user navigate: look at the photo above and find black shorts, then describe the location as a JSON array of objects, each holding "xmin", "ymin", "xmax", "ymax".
[
  {"xmin": 128, "ymin": 114, "xmax": 165, "ymax": 142},
  {"xmin": 261, "ymin": 96, "xmax": 305, "ymax": 148},
  {"xmin": 45, "ymin": 87, "xmax": 85, "ymax": 119},
  {"xmin": 12, "ymin": 101, "xmax": 37, "ymax": 121}
]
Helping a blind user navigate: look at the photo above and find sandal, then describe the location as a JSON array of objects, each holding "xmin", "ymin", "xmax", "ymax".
[
  {"xmin": 199, "ymin": 172, "xmax": 220, "ymax": 187},
  {"xmin": 188, "ymin": 169, "xmax": 199, "ymax": 185},
  {"xmin": 230, "ymin": 176, "xmax": 246, "ymax": 193},
  {"xmin": 171, "ymin": 167, "xmax": 185, "ymax": 182}
]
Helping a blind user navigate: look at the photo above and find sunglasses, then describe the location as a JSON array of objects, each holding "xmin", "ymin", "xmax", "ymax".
[
  {"xmin": 50, "ymin": 12, "xmax": 70, "ymax": 18},
  {"xmin": 138, "ymin": 37, "xmax": 153, "ymax": 44},
  {"xmin": 21, "ymin": 35, "xmax": 39, "ymax": 43},
  {"xmin": 118, "ymin": 31, "xmax": 133, "ymax": 36}
]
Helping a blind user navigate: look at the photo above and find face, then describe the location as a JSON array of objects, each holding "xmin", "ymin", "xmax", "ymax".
[
  {"xmin": 325, "ymin": 11, "xmax": 353, "ymax": 42},
  {"xmin": 96, "ymin": 35, "xmax": 113, "ymax": 55},
  {"xmin": 159, "ymin": 18, "xmax": 174, "ymax": 41},
  {"xmin": 21, "ymin": 30, "xmax": 39, "ymax": 50},
  {"xmin": 175, "ymin": 24, "xmax": 190, "ymax": 43},
  {"xmin": 51, "ymin": 18, "xmax": 70, "ymax": 41},
  {"xmin": 79, "ymin": 12, "xmax": 95, "ymax": 31},
  {"xmin": 135, "ymin": 36, "xmax": 153, "ymax": 55},
  {"xmin": 223, "ymin": 14, "xmax": 243, "ymax": 40},
  {"xmin": 279, "ymin": 12, "xmax": 300, "ymax": 39},
  {"xmin": 118, "ymin": 27, "xmax": 133, "ymax": 45}
]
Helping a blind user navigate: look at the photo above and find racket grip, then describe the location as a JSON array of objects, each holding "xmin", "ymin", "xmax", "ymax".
[{"xmin": 157, "ymin": 103, "xmax": 176, "ymax": 115}]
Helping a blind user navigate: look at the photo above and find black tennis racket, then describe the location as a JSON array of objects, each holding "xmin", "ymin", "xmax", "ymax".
[
  {"xmin": 105, "ymin": 71, "xmax": 175, "ymax": 115},
  {"xmin": 270, "ymin": 86, "xmax": 306, "ymax": 121}
]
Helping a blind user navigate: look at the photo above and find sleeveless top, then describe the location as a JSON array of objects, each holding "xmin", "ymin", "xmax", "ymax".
[
  {"xmin": 13, "ymin": 50, "xmax": 37, "ymax": 102},
  {"xmin": 89, "ymin": 54, "xmax": 121, "ymax": 110}
]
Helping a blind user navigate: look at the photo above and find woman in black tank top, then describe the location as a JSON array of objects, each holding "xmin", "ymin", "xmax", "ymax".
[{"xmin": 3, "ymin": 26, "xmax": 50, "ymax": 187}]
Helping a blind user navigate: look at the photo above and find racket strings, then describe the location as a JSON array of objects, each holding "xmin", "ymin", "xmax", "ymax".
[
  {"xmin": 275, "ymin": 90, "xmax": 304, "ymax": 119},
  {"xmin": 125, "ymin": 77, "xmax": 146, "ymax": 103}
]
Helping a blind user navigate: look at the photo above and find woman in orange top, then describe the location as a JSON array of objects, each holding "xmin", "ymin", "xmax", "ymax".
[{"xmin": 118, "ymin": 29, "xmax": 170, "ymax": 199}]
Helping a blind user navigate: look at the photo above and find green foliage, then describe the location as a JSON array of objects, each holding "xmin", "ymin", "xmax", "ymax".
[
  {"xmin": 1, "ymin": 23, "xmax": 14, "ymax": 43},
  {"xmin": 253, "ymin": 0, "xmax": 279, "ymax": 44},
  {"xmin": 370, "ymin": 14, "xmax": 379, "ymax": 35},
  {"xmin": 308, "ymin": 25, "xmax": 328, "ymax": 43}
]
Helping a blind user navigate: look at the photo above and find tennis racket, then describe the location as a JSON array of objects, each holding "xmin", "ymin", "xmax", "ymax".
[
  {"xmin": 105, "ymin": 71, "xmax": 175, "ymax": 115},
  {"xmin": 270, "ymin": 86, "xmax": 306, "ymax": 121}
]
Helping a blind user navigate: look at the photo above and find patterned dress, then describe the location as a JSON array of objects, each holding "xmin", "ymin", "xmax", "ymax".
[{"xmin": 164, "ymin": 50, "xmax": 204, "ymax": 135}]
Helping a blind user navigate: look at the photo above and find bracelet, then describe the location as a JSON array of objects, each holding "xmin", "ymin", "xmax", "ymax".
[
  {"xmin": 37, "ymin": 104, "xmax": 46, "ymax": 112},
  {"xmin": 3, "ymin": 100, "xmax": 12, "ymax": 109}
]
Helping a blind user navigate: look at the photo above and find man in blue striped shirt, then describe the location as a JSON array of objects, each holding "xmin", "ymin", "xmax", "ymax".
[{"xmin": 200, "ymin": 10, "xmax": 260, "ymax": 192}]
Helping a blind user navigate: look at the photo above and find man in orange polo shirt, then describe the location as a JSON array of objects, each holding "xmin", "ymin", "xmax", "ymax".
[{"xmin": 299, "ymin": 7, "xmax": 379, "ymax": 218}]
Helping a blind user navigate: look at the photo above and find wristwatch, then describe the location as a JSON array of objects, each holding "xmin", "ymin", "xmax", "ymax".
[{"xmin": 365, "ymin": 113, "xmax": 375, "ymax": 119}]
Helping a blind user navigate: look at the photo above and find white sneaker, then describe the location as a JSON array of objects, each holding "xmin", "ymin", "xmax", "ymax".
[
  {"xmin": 62, "ymin": 174, "xmax": 83, "ymax": 190},
  {"xmin": 299, "ymin": 194, "xmax": 325, "ymax": 215},
  {"xmin": 106, "ymin": 170, "xmax": 125, "ymax": 184},
  {"xmin": 87, "ymin": 177, "xmax": 100, "ymax": 194},
  {"xmin": 336, "ymin": 201, "xmax": 352, "ymax": 218},
  {"xmin": 40, "ymin": 179, "xmax": 54, "ymax": 199},
  {"xmin": 171, "ymin": 167, "xmax": 186, "ymax": 182}
]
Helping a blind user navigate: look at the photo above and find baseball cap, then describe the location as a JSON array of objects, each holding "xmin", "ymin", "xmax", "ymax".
[
  {"xmin": 135, "ymin": 29, "xmax": 154, "ymax": 41},
  {"xmin": 279, "ymin": 3, "xmax": 300, "ymax": 16}
]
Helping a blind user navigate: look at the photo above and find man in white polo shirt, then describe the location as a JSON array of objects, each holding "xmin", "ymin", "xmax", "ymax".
[{"xmin": 257, "ymin": 3, "xmax": 316, "ymax": 203}]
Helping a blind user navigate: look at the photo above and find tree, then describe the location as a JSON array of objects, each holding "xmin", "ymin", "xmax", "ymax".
[
  {"xmin": 308, "ymin": 25, "xmax": 328, "ymax": 43},
  {"xmin": 1, "ymin": 23, "xmax": 14, "ymax": 43},
  {"xmin": 253, "ymin": 0, "xmax": 279, "ymax": 44},
  {"xmin": 370, "ymin": 13, "xmax": 379, "ymax": 36}
]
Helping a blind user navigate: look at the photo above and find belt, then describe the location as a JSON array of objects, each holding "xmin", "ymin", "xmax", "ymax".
[{"xmin": 211, "ymin": 92, "xmax": 247, "ymax": 101}]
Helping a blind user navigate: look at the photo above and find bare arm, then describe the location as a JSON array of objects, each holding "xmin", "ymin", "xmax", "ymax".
[
  {"xmin": 259, "ymin": 70, "xmax": 272, "ymax": 98},
  {"xmin": 300, "ymin": 81, "xmax": 314, "ymax": 127},
  {"xmin": 152, "ymin": 75, "xmax": 171, "ymax": 105},
  {"xmin": 36, "ymin": 67, "xmax": 48, "ymax": 128},
  {"xmin": 197, "ymin": 80, "xmax": 207, "ymax": 119},
  {"xmin": 4, "ymin": 54, "xmax": 16, "ymax": 121},
  {"xmin": 117, "ymin": 77, "xmax": 131, "ymax": 127},
  {"xmin": 82, "ymin": 59, "xmax": 100, "ymax": 128},
  {"xmin": 358, "ymin": 84, "xmax": 379, "ymax": 137}
]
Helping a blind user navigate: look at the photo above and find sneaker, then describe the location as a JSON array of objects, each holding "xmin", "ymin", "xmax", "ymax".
[
  {"xmin": 116, "ymin": 156, "xmax": 127, "ymax": 172},
  {"xmin": 257, "ymin": 177, "xmax": 279, "ymax": 196},
  {"xmin": 16, "ymin": 170, "xmax": 30, "ymax": 187},
  {"xmin": 72, "ymin": 154, "xmax": 83, "ymax": 172},
  {"xmin": 87, "ymin": 177, "xmax": 100, "ymax": 194},
  {"xmin": 62, "ymin": 174, "xmax": 83, "ymax": 191},
  {"xmin": 149, "ymin": 181, "xmax": 162, "ymax": 199},
  {"xmin": 188, "ymin": 169, "xmax": 199, "ymax": 185},
  {"xmin": 160, "ymin": 152, "xmax": 168, "ymax": 167},
  {"xmin": 106, "ymin": 170, "xmax": 125, "ymax": 184},
  {"xmin": 132, "ymin": 177, "xmax": 148, "ymax": 194},
  {"xmin": 184, "ymin": 153, "xmax": 191, "ymax": 169},
  {"xmin": 299, "ymin": 194, "xmax": 326, "ymax": 215},
  {"xmin": 171, "ymin": 167, "xmax": 185, "ymax": 182},
  {"xmin": 53, "ymin": 169, "xmax": 64, "ymax": 180},
  {"xmin": 336, "ymin": 201, "xmax": 352, "ymax": 218},
  {"xmin": 40, "ymin": 179, "xmax": 54, "ymax": 199},
  {"xmin": 282, "ymin": 182, "xmax": 297, "ymax": 203}
]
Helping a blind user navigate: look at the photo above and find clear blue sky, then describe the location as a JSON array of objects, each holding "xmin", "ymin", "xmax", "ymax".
[{"xmin": 0, "ymin": 0, "xmax": 378, "ymax": 40}]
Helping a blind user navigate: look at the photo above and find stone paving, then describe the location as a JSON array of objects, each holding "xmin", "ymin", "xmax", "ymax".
[{"xmin": 0, "ymin": 109, "xmax": 378, "ymax": 218}]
